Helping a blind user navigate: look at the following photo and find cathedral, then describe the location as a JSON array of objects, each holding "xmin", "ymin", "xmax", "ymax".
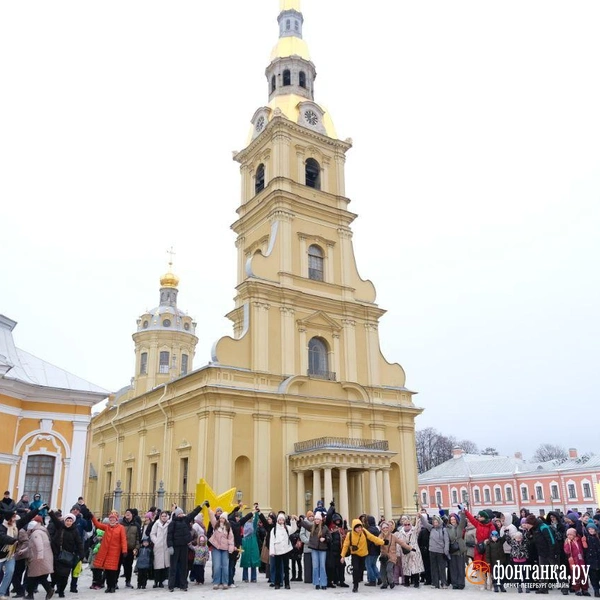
[{"xmin": 85, "ymin": 0, "xmax": 422, "ymax": 519}]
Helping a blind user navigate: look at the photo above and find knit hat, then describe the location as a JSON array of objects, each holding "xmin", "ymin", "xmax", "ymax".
[
  {"xmin": 490, "ymin": 530, "xmax": 499, "ymax": 537},
  {"xmin": 306, "ymin": 511, "xmax": 314, "ymax": 518},
  {"xmin": 478, "ymin": 510, "xmax": 491, "ymax": 523},
  {"xmin": 525, "ymin": 514, "xmax": 537, "ymax": 527},
  {"xmin": 587, "ymin": 522, "xmax": 598, "ymax": 532},
  {"xmin": 220, "ymin": 512, "xmax": 228, "ymax": 521},
  {"xmin": 65, "ymin": 513, "xmax": 76, "ymax": 522},
  {"xmin": 566, "ymin": 512, "xmax": 580, "ymax": 523},
  {"xmin": 566, "ymin": 528, "xmax": 577, "ymax": 536},
  {"xmin": 33, "ymin": 515, "xmax": 43, "ymax": 523},
  {"xmin": 109, "ymin": 510, "xmax": 119, "ymax": 519},
  {"xmin": 173, "ymin": 508, "xmax": 184, "ymax": 517},
  {"xmin": 145, "ymin": 512, "xmax": 154, "ymax": 520},
  {"xmin": 314, "ymin": 512, "xmax": 323, "ymax": 521},
  {"xmin": 449, "ymin": 513, "xmax": 459, "ymax": 523}
]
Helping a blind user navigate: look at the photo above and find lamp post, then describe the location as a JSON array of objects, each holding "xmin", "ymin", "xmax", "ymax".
[
  {"xmin": 413, "ymin": 491, "xmax": 419, "ymax": 513},
  {"xmin": 305, "ymin": 490, "xmax": 312, "ymax": 511}
]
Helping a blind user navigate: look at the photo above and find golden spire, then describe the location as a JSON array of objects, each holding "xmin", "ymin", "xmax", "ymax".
[
  {"xmin": 160, "ymin": 246, "xmax": 180, "ymax": 288},
  {"xmin": 280, "ymin": 0, "xmax": 301, "ymax": 11}
]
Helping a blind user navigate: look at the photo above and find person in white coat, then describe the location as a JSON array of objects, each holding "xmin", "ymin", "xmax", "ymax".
[
  {"xmin": 150, "ymin": 512, "xmax": 171, "ymax": 588},
  {"xmin": 500, "ymin": 512, "xmax": 518, "ymax": 559},
  {"xmin": 269, "ymin": 512, "xmax": 298, "ymax": 589}
]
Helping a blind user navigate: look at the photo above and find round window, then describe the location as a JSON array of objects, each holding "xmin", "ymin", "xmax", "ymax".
[
  {"xmin": 184, "ymin": 322, "xmax": 190, "ymax": 331},
  {"xmin": 142, "ymin": 320, "xmax": 149, "ymax": 329},
  {"xmin": 163, "ymin": 319, "xmax": 171, "ymax": 327}
]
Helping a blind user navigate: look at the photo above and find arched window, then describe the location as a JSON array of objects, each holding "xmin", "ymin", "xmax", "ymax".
[
  {"xmin": 286, "ymin": 19, "xmax": 290, "ymax": 30},
  {"xmin": 159, "ymin": 351, "xmax": 169, "ymax": 374},
  {"xmin": 283, "ymin": 69, "xmax": 291, "ymax": 86},
  {"xmin": 255, "ymin": 163, "xmax": 265, "ymax": 194},
  {"xmin": 271, "ymin": 75, "xmax": 276, "ymax": 93},
  {"xmin": 140, "ymin": 352, "xmax": 148, "ymax": 375},
  {"xmin": 308, "ymin": 244, "xmax": 324, "ymax": 281},
  {"xmin": 305, "ymin": 158, "xmax": 321, "ymax": 189},
  {"xmin": 299, "ymin": 71, "xmax": 306, "ymax": 88},
  {"xmin": 308, "ymin": 337, "xmax": 331, "ymax": 379}
]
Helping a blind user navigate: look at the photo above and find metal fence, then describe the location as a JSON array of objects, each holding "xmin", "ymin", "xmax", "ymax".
[{"xmin": 101, "ymin": 491, "xmax": 196, "ymax": 517}]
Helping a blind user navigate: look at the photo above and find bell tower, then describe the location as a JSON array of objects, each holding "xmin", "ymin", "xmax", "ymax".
[
  {"xmin": 132, "ymin": 257, "xmax": 198, "ymax": 395},
  {"xmin": 213, "ymin": 0, "xmax": 407, "ymax": 392}
]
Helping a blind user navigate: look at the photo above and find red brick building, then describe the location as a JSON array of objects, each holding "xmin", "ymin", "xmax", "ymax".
[{"xmin": 418, "ymin": 447, "xmax": 599, "ymax": 516}]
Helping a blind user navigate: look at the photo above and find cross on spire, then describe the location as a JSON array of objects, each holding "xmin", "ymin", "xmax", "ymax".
[{"xmin": 167, "ymin": 246, "xmax": 176, "ymax": 270}]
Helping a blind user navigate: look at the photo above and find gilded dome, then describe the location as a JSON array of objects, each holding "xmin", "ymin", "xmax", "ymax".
[{"xmin": 160, "ymin": 271, "xmax": 179, "ymax": 288}]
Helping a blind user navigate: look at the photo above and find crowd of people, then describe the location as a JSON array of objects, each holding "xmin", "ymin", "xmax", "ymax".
[{"xmin": 1, "ymin": 488, "xmax": 600, "ymax": 598}]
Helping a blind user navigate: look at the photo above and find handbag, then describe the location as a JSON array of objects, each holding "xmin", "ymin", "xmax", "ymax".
[
  {"xmin": 401, "ymin": 546, "xmax": 412, "ymax": 555},
  {"xmin": 476, "ymin": 541, "xmax": 486, "ymax": 555},
  {"xmin": 57, "ymin": 531, "xmax": 77, "ymax": 567},
  {"xmin": 449, "ymin": 541, "xmax": 460, "ymax": 553},
  {"xmin": 260, "ymin": 537, "xmax": 269, "ymax": 563}
]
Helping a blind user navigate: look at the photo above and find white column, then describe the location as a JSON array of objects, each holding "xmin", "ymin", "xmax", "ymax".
[
  {"xmin": 369, "ymin": 469, "xmax": 379, "ymax": 518},
  {"xmin": 339, "ymin": 468, "xmax": 349, "ymax": 523},
  {"xmin": 324, "ymin": 467, "xmax": 333, "ymax": 504},
  {"xmin": 382, "ymin": 469, "xmax": 393, "ymax": 521},
  {"xmin": 299, "ymin": 327, "xmax": 308, "ymax": 375},
  {"xmin": 253, "ymin": 414, "xmax": 273, "ymax": 510},
  {"xmin": 296, "ymin": 471, "xmax": 306, "ymax": 517},
  {"xmin": 312, "ymin": 468, "xmax": 322, "ymax": 505},
  {"xmin": 64, "ymin": 421, "xmax": 89, "ymax": 512}
]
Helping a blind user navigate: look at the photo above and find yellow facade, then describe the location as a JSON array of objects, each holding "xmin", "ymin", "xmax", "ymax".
[
  {"xmin": 86, "ymin": 0, "xmax": 423, "ymax": 519},
  {"xmin": 0, "ymin": 315, "xmax": 108, "ymax": 512}
]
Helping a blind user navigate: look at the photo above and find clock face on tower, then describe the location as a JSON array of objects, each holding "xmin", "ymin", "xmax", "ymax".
[
  {"xmin": 304, "ymin": 109, "xmax": 319, "ymax": 126},
  {"xmin": 255, "ymin": 116, "xmax": 266, "ymax": 132}
]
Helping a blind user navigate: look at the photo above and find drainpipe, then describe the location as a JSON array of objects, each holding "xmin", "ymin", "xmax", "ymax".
[{"xmin": 156, "ymin": 384, "xmax": 169, "ymax": 483}]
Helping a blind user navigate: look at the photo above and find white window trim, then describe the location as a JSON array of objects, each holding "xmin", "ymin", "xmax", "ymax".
[
  {"xmin": 494, "ymin": 485, "xmax": 502, "ymax": 502},
  {"xmin": 581, "ymin": 479, "xmax": 593, "ymax": 499},
  {"xmin": 521, "ymin": 485, "xmax": 529, "ymax": 502},
  {"xmin": 505, "ymin": 485, "xmax": 514, "ymax": 502},
  {"xmin": 473, "ymin": 486, "xmax": 481, "ymax": 505},
  {"xmin": 567, "ymin": 480, "xmax": 578, "ymax": 500}
]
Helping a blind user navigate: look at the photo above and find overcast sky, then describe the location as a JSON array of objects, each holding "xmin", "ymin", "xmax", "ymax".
[{"xmin": 1, "ymin": 1, "xmax": 598, "ymax": 460}]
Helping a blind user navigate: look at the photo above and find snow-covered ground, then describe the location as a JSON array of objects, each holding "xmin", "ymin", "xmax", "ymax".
[{"xmin": 72, "ymin": 560, "xmax": 536, "ymax": 600}]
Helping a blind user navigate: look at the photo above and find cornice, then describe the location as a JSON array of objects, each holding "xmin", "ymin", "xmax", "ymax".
[
  {"xmin": 234, "ymin": 116, "xmax": 352, "ymax": 164},
  {"xmin": 0, "ymin": 379, "xmax": 106, "ymax": 405},
  {"xmin": 0, "ymin": 403, "xmax": 92, "ymax": 424}
]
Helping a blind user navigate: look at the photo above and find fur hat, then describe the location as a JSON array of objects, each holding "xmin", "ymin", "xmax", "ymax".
[
  {"xmin": 65, "ymin": 513, "xmax": 77, "ymax": 522},
  {"xmin": 172, "ymin": 508, "xmax": 184, "ymax": 517}
]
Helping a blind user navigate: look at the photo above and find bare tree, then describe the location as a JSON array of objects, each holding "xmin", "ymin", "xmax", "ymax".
[
  {"xmin": 457, "ymin": 439, "xmax": 479, "ymax": 454},
  {"xmin": 416, "ymin": 428, "xmax": 459, "ymax": 473},
  {"xmin": 481, "ymin": 447, "xmax": 499, "ymax": 456},
  {"xmin": 532, "ymin": 444, "xmax": 568, "ymax": 463}
]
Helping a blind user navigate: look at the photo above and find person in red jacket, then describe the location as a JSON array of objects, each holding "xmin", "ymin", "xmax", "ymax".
[
  {"xmin": 463, "ymin": 507, "xmax": 497, "ymax": 563},
  {"xmin": 86, "ymin": 510, "xmax": 127, "ymax": 594}
]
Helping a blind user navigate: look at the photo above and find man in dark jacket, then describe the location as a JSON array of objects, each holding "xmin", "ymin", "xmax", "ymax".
[
  {"xmin": 166, "ymin": 503, "xmax": 204, "ymax": 592},
  {"xmin": 227, "ymin": 504, "xmax": 253, "ymax": 587},
  {"xmin": 365, "ymin": 515, "xmax": 381, "ymax": 586},
  {"xmin": 522, "ymin": 514, "xmax": 558, "ymax": 594},
  {"xmin": 14, "ymin": 495, "xmax": 30, "ymax": 517},
  {"xmin": 0, "ymin": 492, "xmax": 16, "ymax": 513}
]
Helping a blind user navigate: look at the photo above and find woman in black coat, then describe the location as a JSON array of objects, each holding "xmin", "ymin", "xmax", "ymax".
[{"xmin": 48, "ymin": 511, "xmax": 84, "ymax": 597}]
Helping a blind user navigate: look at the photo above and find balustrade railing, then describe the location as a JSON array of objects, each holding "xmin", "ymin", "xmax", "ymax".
[{"xmin": 294, "ymin": 437, "xmax": 389, "ymax": 453}]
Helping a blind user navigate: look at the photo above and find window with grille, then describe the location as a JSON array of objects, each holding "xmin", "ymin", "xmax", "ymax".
[
  {"xmin": 484, "ymin": 488, "xmax": 491, "ymax": 503},
  {"xmin": 181, "ymin": 354, "xmax": 189, "ymax": 376},
  {"xmin": 24, "ymin": 455, "xmax": 55, "ymax": 503},
  {"xmin": 583, "ymin": 483, "xmax": 592, "ymax": 498},
  {"xmin": 506, "ymin": 487, "xmax": 513, "ymax": 502},
  {"xmin": 159, "ymin": 351, "xmax": 169, "ymax": 374},
  {"xmin": 474, "ymin": 489, "xmax": 481, "ymax": 504},
  {"xmin": 308, "ymin": 245, "xmax": 324, "ymax": 281},
  {"xmin": 462, "ymin": 490, "xmax": 468, "ymax": 503},
  {"xmin": 551, "ymin": 485, "xmax": 559, "ymax": 500},
  {"xmin": 452, "ymin": 490, "xmax": 458, "ymax": 504},
  {"xmin": 536, "ymin": 486, "xmax": 543, "ymax": 500},
  {"xmin": 568, "ymin": 484, "xmax": 576, "ymax": 499},
  {"xmin": 140, "ymin": 352, "xmax": 148, "ymax": 375},
  {"xmin": 308, "ymin": 337, "xmax": 331, "ymax": 379},
  {"xmin": 495, "ymin": 488, "xmax": 502, "ymax": 502},
  {"xmin": 521, "ymin": 487, "xmax": 528, "ymax": 501},
  {"xmin": 435, "ymin": 491, "xmax": 442, "ymax": 505},
  {"xmin": 422, "ymin": 491, "xmax": 427, "ymax": 504}
]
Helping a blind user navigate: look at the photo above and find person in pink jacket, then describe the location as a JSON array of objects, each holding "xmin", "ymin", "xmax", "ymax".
[
  {"xmin": 208, "ymin": 508, "xmax": 235, "ymax": 589},
  {"xmin": 564, "ymin": 528, "xmax": 589, "ymax": 595}
]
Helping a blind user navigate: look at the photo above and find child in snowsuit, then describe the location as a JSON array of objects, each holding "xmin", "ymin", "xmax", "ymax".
[{"xmin": 136, "ymin": 538, "xmax": 153, "ymax": 589}]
